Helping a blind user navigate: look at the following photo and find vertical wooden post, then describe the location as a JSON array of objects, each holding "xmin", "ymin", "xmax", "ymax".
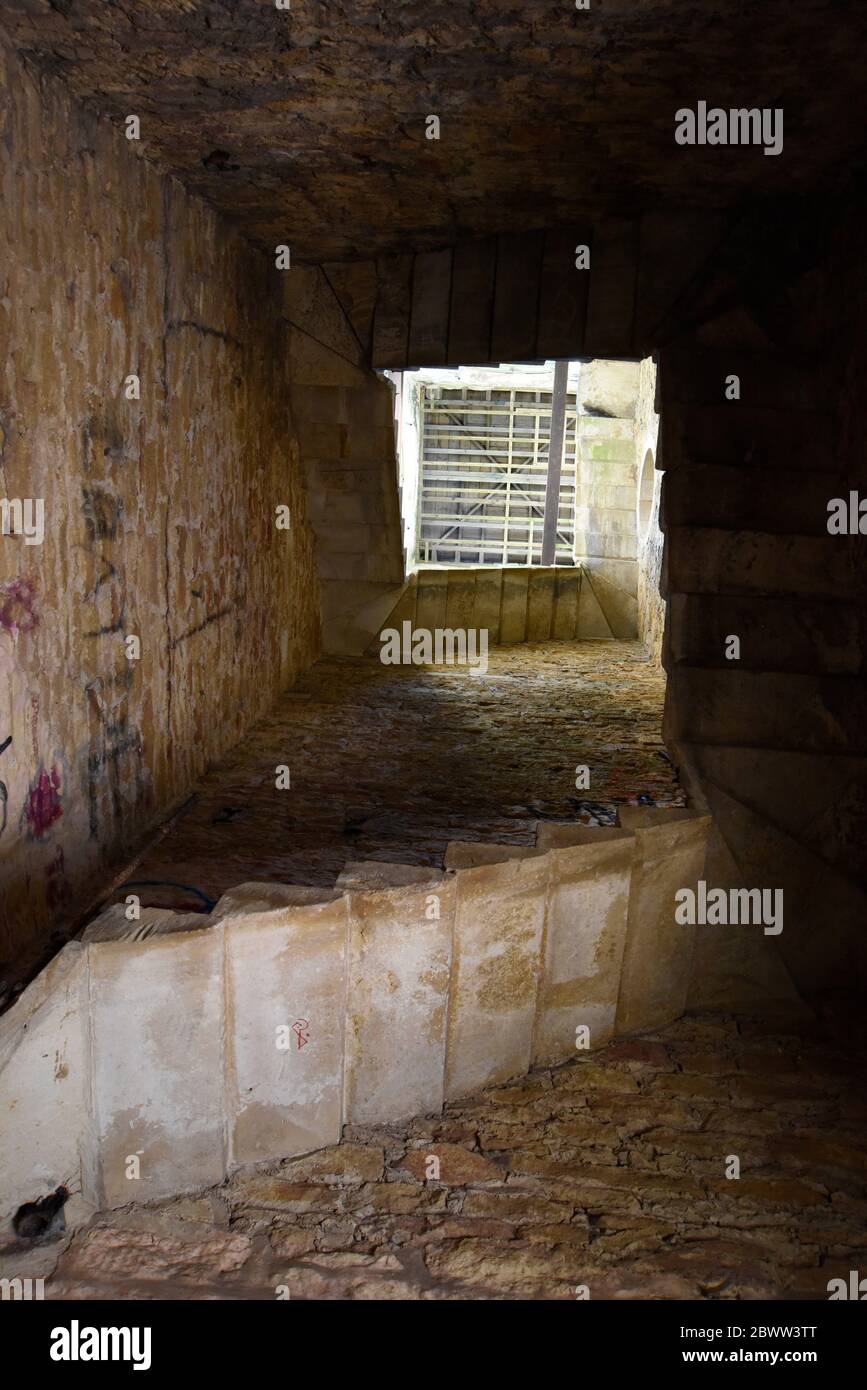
[{"xmin": 541, "ymin": 360, "xmax": 568, "ymax": 565}]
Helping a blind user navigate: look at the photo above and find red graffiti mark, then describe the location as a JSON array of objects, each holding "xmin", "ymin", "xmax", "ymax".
[
  {"xmin": 0, "ymin": 577, "xmax": 38, "ymax": 636},
  {"xmin": 25, "ymin": 765, "xmax": 62, "ymax": 838},
  {"xmin": 291, "ymin": 1019, "xmax": 310, "ymax": 1051}
]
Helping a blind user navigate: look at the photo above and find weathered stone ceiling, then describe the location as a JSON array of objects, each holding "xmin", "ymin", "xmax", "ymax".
[{"xmin": 2, "ymin": 0, "xmax": 866, "ymax": 262}]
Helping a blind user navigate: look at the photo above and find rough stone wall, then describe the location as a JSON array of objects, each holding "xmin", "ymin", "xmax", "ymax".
[
  {"xmin": 635, "ymin": 356, "xmax": 664, "ymax": 664},
  {"xmin": 281, "ymin": 266, "xmax": 405, "ymax": 656},
  {"xmin": 0, "ymin": 42, "xmax": 320, "ymax": 972},
  {"xmin": 574, "ymin": 418, "xmax": 638, "ymax": 592},
  {"xmin": 4, "ymin": 1, "xmax": 864, "ymax": 264},
  {"xmin": 658, "ymin": 198, "xmax": 867, "ymax": 997},
  {"xmin": 574, "ymin": 361, "xmax": 642, "ymax": 611}
]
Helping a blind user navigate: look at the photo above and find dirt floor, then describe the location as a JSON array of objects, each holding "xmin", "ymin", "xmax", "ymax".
[
  {"xmin": 23, "ymin": 1007, "xmax": 867, "ymax": 1300},
  {"xmin": 97, "ymin": 640, "xmax": 681, "ymax": 916}
]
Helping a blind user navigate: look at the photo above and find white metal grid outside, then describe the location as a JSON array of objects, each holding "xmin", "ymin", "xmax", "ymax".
[{"xmin": 416, "ymin": 385, "xmax": 578, "ymax": 566}]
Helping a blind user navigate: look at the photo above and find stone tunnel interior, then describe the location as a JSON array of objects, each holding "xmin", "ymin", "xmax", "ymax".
[{"xmin": 0, "ymin": 0, "xmax": 866, "ymax": 1329}]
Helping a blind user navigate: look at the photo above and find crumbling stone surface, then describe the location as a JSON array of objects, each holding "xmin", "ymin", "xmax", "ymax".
[
  {"xmin": 0, "ymin": 37, "xmax": 320, "ymax": 977},
  {"xmin": 104, "ymin": 641, "xmax": 681, "ymax": 912},
  {"xmin": 1, "ymin": 2, "xmax": 864, "ymax": 260},
  {"xmin": 41, "ymin": 1009, "xmax": 867, "ymax": 1300}
]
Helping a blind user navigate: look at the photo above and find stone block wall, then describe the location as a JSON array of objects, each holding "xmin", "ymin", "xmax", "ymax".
[
  {"xmin": 634, "ymin": 355, "xmax": 664, "ymax": 664},
  {"xmin": 0, "ymin": 812, "xmax": 712, "ymax": 1223},
  {"xmin": 572, "ymin": 358, "xmax": 659, "ymax": 645},
  {"xmin": 281, "ymin": 267, "xmax": 405, "ymax": 656},
  {"xmin": 351, "ymin": 209, "xmax": 867, "ymax": 999},
  {"xmin": 375, "ymin": 564, "xmax": 638, "ymax": 645},
  {"xmin": 574, "ymin": 416, "xmax": 639, "ymax": 585},
  {"xmin": 0, "ymin": 42, "xmax": 320, "ymax": 974}
]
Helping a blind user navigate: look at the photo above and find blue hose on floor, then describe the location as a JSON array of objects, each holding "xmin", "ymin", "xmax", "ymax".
[{"xmin": 118, "ymin": 879, "xmax": 216, "ymax": 912}]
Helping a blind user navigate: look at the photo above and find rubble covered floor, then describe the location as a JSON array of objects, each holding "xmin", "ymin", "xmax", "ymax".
[
  {"xmin": 38, "ymin": 1010, "xmax": 867, "ymax": 1301},
  {"xmin": 109, "ymin": 641, "xmax": 681, "ymax": 914}
]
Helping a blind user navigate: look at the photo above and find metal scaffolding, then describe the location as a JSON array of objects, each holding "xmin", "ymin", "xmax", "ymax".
[{"xmin": 416, "ymin": 383, "xmax": 578, "ymax": 566}]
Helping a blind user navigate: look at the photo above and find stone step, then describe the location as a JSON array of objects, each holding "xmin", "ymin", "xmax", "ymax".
[
  {"xmin": 309, "ymin": 463, "xmax": 399, "ymax": 495},
  {"xmin": 490, "ymin": 231, "xmax": 545, "ymax": 363},
  {"xmin": 634, "ymin": 210, "xmax": 726, "ymax": 348},
  {"xmin": 584, "ymin": 218, "xmax": 640, "ymax": 358},
  {"xmin": 615, "ymin": 814, "xmax": 711, "ymax": 1034},
  {"xmin": 696, "ymin": 780, "xmax": 867, "ymax": 996},
  {"xmin": 336, "ymin": 861, "xmax": 446, "ymax": 891},
  {"xmin": 371, "ymin": 252, "xmax": 413, "ymax": 368},
  {"xmin": 659, "ymin": 402, "xmax": 834, "ymax": 472},
  {"xmin": 292, "ymin": 381, "xmax": 393, "ymax": 429},
  {"xmin": 580, "ymin": 567, "xmax": 637, "ymax": 637},
  {"xmin": 665, "ymin": 667, "xmax": 867, "ymax": 753},
  {"xmin": 315, "ymin": 521, "xmax": 402, "ymax": 559},
  {"xmin": 90, "ymin": 922, "xmax": 227, "ymax": 1207},
  {"xmin": 535, "ymin": 226, "xmax": 593, "ymax": 360},
  {"xmin": 318, "ymin": 549, "xmax": 403, "ymax": 584},
  {"xmin": 0, "ymin": 944, "xmax": 93, "ymax": 1233},
  {"xmin": 213, "ymin": 883, "xmax": 341, "ymax": 915},
  {"xmin": 283, "ymin": 265, "xmax": 366, "ymax": 369},
  {"xmin": 444, "ymin": 842, "xmax": 539, "ymax": 870},
  {"xmin": 662, "ymin": 465, "xmax": 846, "ymax": 537},
  {"xmin": 686, "ymin": 819, "xmax": 803, "ymax": 1015},
  {"xmin": 617, "ymin": 806, "xmax": 700, "ymax": 831},
  {"xmin": 309, "ymin": 488, "xmax": 400, "ymax": 526},
  {"xmin": 345, "ymin": 880, "xmax": 455, "ymax": 1124},
  {"xmin": 374, "ymin": 564, "xmax": 638, "ymax": 650},
  {"xmin": 665, "ymin": 526, "xmax": 854, "ymax": 600},
  {"xmin": 408, "ymin": 247, "xmax": 452, "ymax": 366},
  {"xmin": 446, "ymin": 236, "xmax": 496, "ymax": 364},
  {"xmin": 368, "ymin": 213, "xmax": 742, "ymax": 370},
  {"xmin": 533, "ymin": 838, "xmax": 633, "ymax": 1063},
  {"xmin": 0, "ymin": 819, "xmax": 715, "ymax": 1223},
  {"xmin": 323, "ymin": 582, "xmax": 407, "ymax": 658},
  {"xmin": 535, "ymin": 822, "xmax": 632, "ymax": 850},
  {"xmin": 667, "ymin": 592, "xmax": 863, "ymax": 675},
  {"xmin": 579, "ymin": 417, "xmax": 637, "ymax": 443},
  {"xmin": 677, "ymin": 742, "xmax": 867, "ymax": 889},
  {"xmin": 82, "ymin": 905, "xmax": 207, "ymax": 942},
  {"xmin": 445, "ymin": 855, "xmax": 549, "ymax": 1099},
  {"xmin": 659, "ymin": 344, "xmax": 830, "ymax": 413},
  {"xmin": 224, "ymin": 896, "xmax": 349, "ymax": 1171}
]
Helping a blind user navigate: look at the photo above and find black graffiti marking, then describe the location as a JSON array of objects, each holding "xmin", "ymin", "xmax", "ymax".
[
  {"xmin": 85, "ymin": 674, "xmax": 142, "ymax": 839},
  {"xmin": 86, "ymin": 728, "xmax": 142, "ymax": 773},
  {"xmin": 165, "ymin": 318, "xmax": 244, "ymax": 351},
  {"xmin": 81, "ymin": 485, "xmax": 123, "ymax": 543},
  {"xmin": 0, "ymin": 734, "xmax": 10, "ymax": 838},
  {"xmin": 170, "ymin": 605, "xmax": 234, "ymax": 649},
  {"xmin": 82, "ymin": 558, "xmax": 127, "ymax": 636},
  {"xmin": 80, "ymin": 483, "xmax": 127, "ymax": 636}
]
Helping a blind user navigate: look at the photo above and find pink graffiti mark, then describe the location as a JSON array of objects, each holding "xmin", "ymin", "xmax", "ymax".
[
  {"xmin": 291, "ymin": 1019, "xmax": 310, "ymax": 1051},
  {"xmin": 0, "ymin": 577, "xmax": 39, "ymax": 636},
  {"xmin": 24, "ymin": 765, "xmax": 62, "ymax": 838}
]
